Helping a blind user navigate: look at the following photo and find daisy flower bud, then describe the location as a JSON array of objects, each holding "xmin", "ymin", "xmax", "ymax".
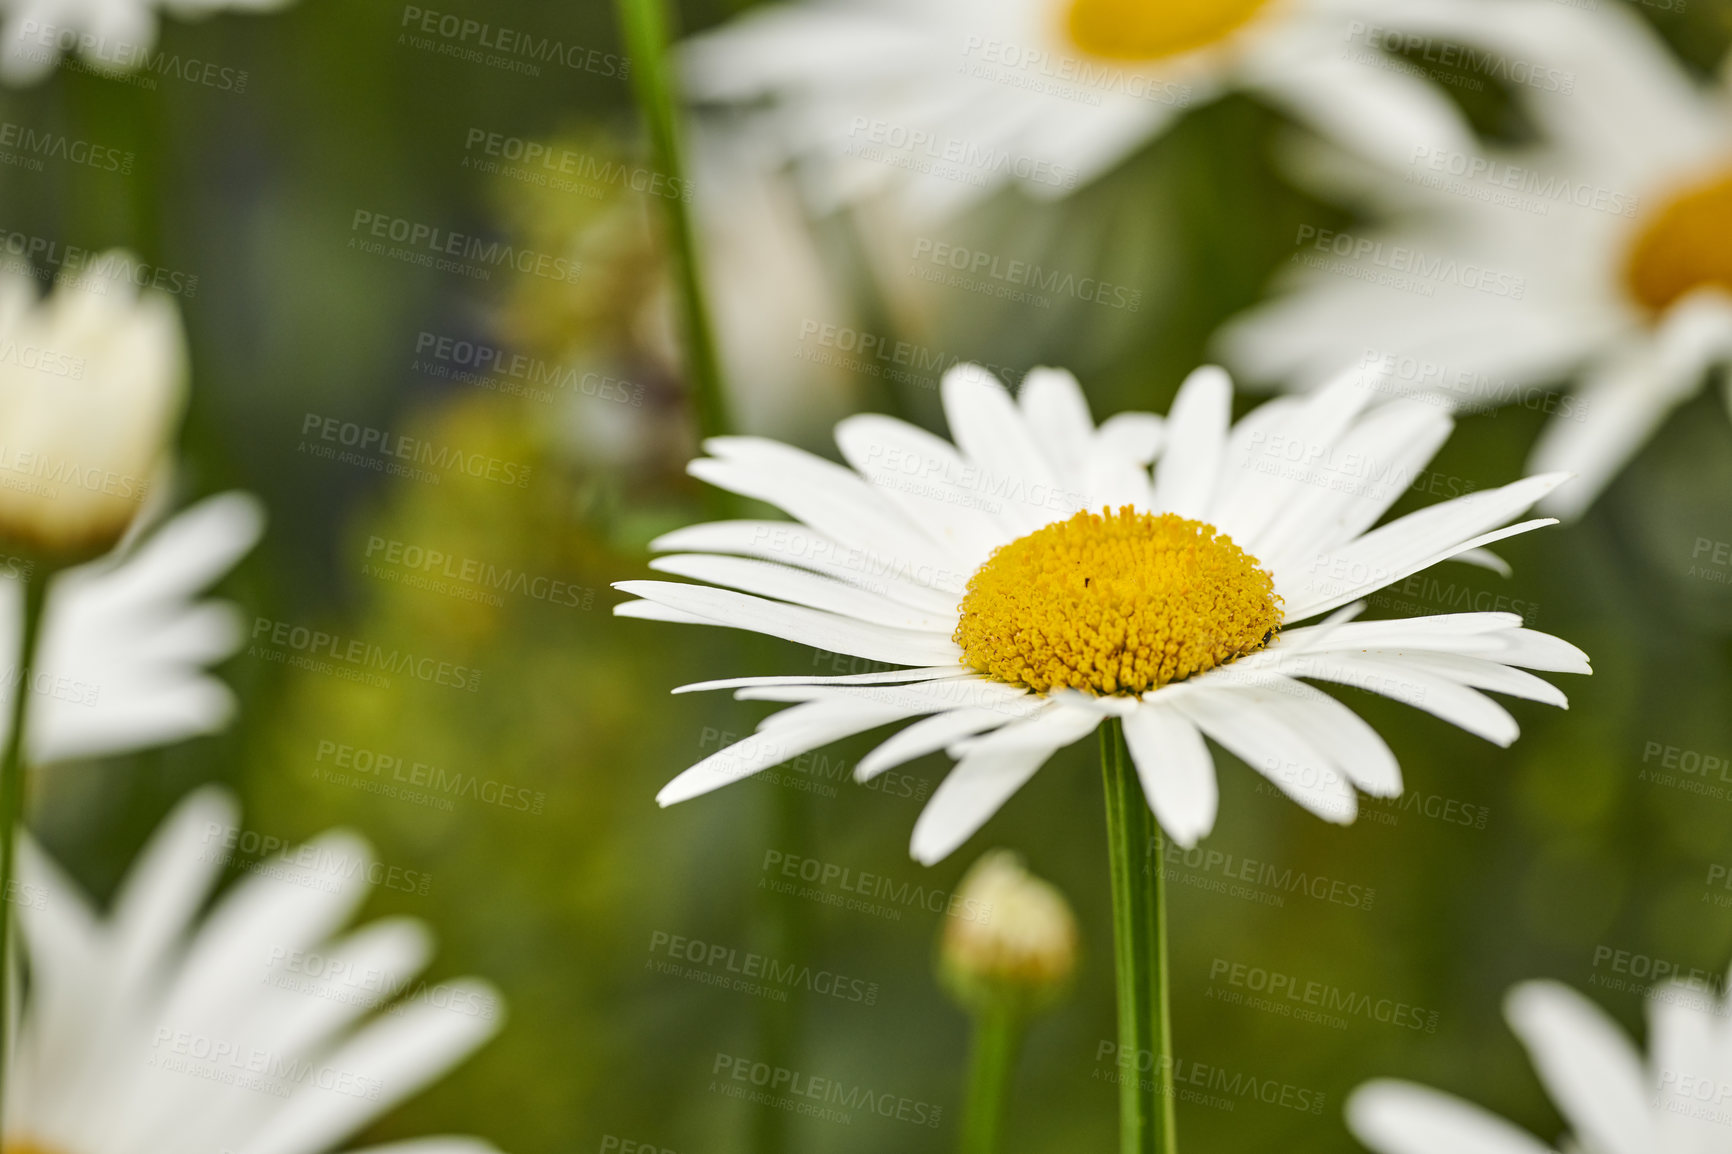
[
  {"xmin": 0, "ymin": 254, "xmax": 186, "ymax": 561},
  {"xmin": 940, "ymin": 850, "xmax": 1078, "ymax": 1014}
]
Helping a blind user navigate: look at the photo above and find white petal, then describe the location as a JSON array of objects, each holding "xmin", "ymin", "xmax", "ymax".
[
  {"xmin": 614, "ymin": 581, "xmax": 962, "ymax": 667},
  {"xmin": 1165, "ymin": 686, "xmax": 1356, "ymax": 824},
  {"xmin": 1122, "ymin": 703, "xmax": 1218, "ymax": 847},
  {"xmin": 856, "ymin": 706, "xmax": 1028, "ymax": 781},
  {"xmin": 909, "ymin": 705, "xmax": 1099, "ymax": 865},
  {"xmin": 1150, "ymin": 366, "xmax": 1232, "ymax": 521},
  {"xmin": 1504, "ymin": 981, "xmax": 1654, "ymax": 1154},
  {"xmin": 649, "ymin": 553, "xmax": 954, "ymax": 631},
  {"xmin": 1348, "ymin": 1079, "xmax": 1558, "ymax": 1154}
]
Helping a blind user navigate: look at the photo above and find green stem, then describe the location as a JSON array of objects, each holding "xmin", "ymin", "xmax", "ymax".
[
  {"xmin": 958, "ymin": 1003, "xmax": 1023, "ymax": 1154},
  {"xmin": 613, "ymin": 0, "xmax": 733, "ymax": 446},
  {"xmin": 0, "ymin": 565, "xmax": 49, "ymax": 1141},
  {"xmin": 1101, "ymin": 719, "xmax": 1176, "ymax": 1154}
]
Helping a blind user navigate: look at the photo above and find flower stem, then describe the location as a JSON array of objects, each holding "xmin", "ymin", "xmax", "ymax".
[
  {"xmin": 612, "ymin": 0, "xmax": 733, "ymax": 445},
  {"xmin": 0, "ymin": 566, "xmax": 49, "ymax": 1139},
  {"xmin": 1101, "ymin": 718, "xmax": 1177, "ymax": 1154},
  {"xmin": 958, "ymin": 1003, "xmax": 1022, "ymax": 1154}
]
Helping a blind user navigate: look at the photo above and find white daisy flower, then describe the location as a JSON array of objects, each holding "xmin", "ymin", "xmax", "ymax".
[
  {"xmin": 615, "ymin": 363, "xmax": 1590, "ymax": 864},
  {"xmin": 15, "ymin": 489, "xmax": 264, "ymax": 762},
  {"xmin": 679, "ymin": 0, "xmax": 1479, "ymax": 219},
  {"xmin": 1350, "ymin": 974, "xmax": 1732, "ymax": 1154},
  {"xmin": 8, "ymin": 786, "xmax": 504, "ymax": 1154},
  {"xmin": 0, "ymin": 0, "xmax": 292, "ymax": 85},
  {"xmin": 1219, "ymin": 0, "xmax": 1732, "ymax": 519}
]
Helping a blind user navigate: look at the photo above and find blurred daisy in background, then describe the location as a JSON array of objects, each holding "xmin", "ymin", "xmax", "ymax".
[
  {"xmin": 0, "ymin": 0, "xmax": 295, "ymax": 85},
  {"xmin": 1219, "ymin": 0, "xmax": 1732, "ymax": 519},
  {"xmin": 0, "ymin": 253, "xmax": 263, "ymax": 760},
  {"xmin": 617, "ymin": 363, "xmax": 1589, "ymax": 864},
  {"xmin": 679, "ymin": 0, "xmax": 1480, "ymax": 219},
  {"xmin": 7, "ymin": 786, "xmax": 504, "ymax": 1154},
  {"xmin": 1350, "ymin": 972, "xmax": 1732, "ymax": 1154}
]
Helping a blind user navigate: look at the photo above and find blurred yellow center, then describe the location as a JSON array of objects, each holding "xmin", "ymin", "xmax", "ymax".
[
  {"xmin": 954, "ymin": 507, "xmax": 1281, "ymax": 695},
  {"xmin": 1065, "ymin": 0, "xmax": 1273, "ymax": 61},
  {"xmin": 6, "ymin": 1143, "xmax": 67, "ymax": 1154},
  {"xmin": 1624, "ymin": 169, "xmax": 1732, "ymax": 314}
]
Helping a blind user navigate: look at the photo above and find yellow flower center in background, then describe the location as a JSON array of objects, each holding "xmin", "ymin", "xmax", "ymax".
[
  {"xmin": 5, "ymin": 1142, "xmax": 68, "ymax": 1154},
  {"xmin": 1065, "ymin": 0, "xmax": 1273, "ymax": 62},
  {"xmin": 955, "ymin": 507, "xmax": 1281, "ymax": 695},
  {"xmin": 1623, "ymin": 169, "xmax": 1732, "ymax": 314}
]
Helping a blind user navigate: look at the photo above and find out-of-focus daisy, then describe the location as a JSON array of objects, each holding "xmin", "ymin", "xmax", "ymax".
[
  {"xmin": 1350, "ymin": 973, "xmax": 1732, "ymax": 1154},
  {"xmin": 680, "ymin": 0, "xmax": 1478, "ymax": 218},
  {"xmin": 616, "ymin": 363, "xmax": 1589, "ymax": 864},
  {"xmin": 0, "ymin": 0, "xmax": 293, "ymax": 85},
  {"xmin": 8, "ymin": 786, "xmax": 504, "ymax": 1154},
  {"xmin": 0, "ymin": 253, "xmax": 186, "ymax": 560},
  {"xmin": 1219, "ymin": 0, "xmax": 1732, "ymax": 519},
  {"xmin": 16, "ymin": 489, "xmax": 264, "ymax": 762}
]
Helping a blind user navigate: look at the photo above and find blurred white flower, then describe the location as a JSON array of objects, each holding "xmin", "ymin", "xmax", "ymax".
[
  {"xmin": 1351, "ymin": 974, "xmax": 1732, "ymax": 1154},
  {"xmin": 1220, "ymin": 0, "xmax": 1732, "ymax": 518},
  {"xmin": 0, "ymin": 253, "xmax": 184, "ymax": 558},
  {"xmin": 7, "ymin": 786, "xmax": 504, "ymax": 1154},
  {"xmin": 0, "ymin": 0, "xmax": 292, "ymax": 85},
  {"xmin": 617, "ymin": 363, "xmax": 1587, "ymax": 865},
  {"xmin": 13, "ymin": 490, "xmax": 263, "ymax": 763},
  {"xmin": 688, "ymin": 123, "xmax": 858, "ymax": 442},
  {"xmin": 680, "ymin": 0, "xmax": 1479, "ymax": 219}
]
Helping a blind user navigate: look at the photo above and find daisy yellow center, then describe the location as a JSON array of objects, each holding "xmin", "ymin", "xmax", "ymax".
[
  {"xmin": 5, "ymin": 1143, "xmax": 68, "ymax": 1154},
  {"xmin": 954, "ymin": 507, "xmax": 1282, "ymax": 695},
  {"xmin": 1065, "ymin": 0, "xmax": 1273, "ymax": 62},
  {"xmin": 1623, "ymin": 168, "xmax": 1732, "ymax": 314}
]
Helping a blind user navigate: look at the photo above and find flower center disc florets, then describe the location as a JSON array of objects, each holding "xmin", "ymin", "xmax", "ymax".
[
  {"xmin": 1624, "ymin": 168, "xmax": 1732, "ymax": 314},
  {"xmin": 954, "ymin": 507, "xmax": 1282, "ymax": 695},
  {"xmin": 1065, "ymin": 0, "xmax": 1273, "ymax": 62}
]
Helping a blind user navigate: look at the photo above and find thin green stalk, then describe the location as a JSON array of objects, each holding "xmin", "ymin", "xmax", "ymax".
[
  {"xmin": 1101, "ymin": 719, "xmax": 1177, "ymax": 1154},
  {"xmin": 613, "ymin": 0, "xmax": 733, "ymax": 445},
  {"xmin": 958, "ymin": 1003, "xmax": 1022, "ymax": 1154},
  {"xmin": 0, "ymin": 566, "xmax": 49, "ymax": 1139}
]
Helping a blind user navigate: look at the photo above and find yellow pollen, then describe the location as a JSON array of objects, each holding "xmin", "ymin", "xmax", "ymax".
[
  {"xmin": 1065, "ymin": 0, "xmax": 1274, "ymax": 62},
  {"xmin": 1623, "ymin": 168, "xmax": 1732, "ymax": 315},
  {"xmin": 954, "ymin": 507, "xmax": 1282, "ymax": 695}
]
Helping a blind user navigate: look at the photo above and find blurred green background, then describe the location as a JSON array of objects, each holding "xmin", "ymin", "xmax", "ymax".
[{"xmin": 17, "ymin": 0, "xmax": 1732, "ymax": 1150}]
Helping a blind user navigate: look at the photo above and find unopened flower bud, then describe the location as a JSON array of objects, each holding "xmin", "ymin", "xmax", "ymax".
[
  {"xmin": 940, "ymin": 850, "xmax": 1078, "ymax": 1015},
  {"xmin": 0, "ymin": 253, "xmax": 186, "ymax": 561}
]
